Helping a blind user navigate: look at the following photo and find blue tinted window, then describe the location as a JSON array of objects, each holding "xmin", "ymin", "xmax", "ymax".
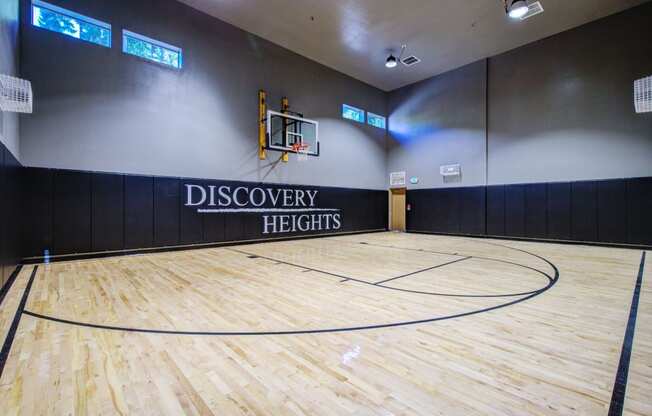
[
  {"xmin": 342, "ymin": 104, "xmax": 365, "ymax": 123},
  {"xmin": 32, "ymin": 0, "xmax": 111, "ymax": 48},
  {"xmin": 123, "ymin": 30, "xmax": 183, "ymax": 69},
  {"xmin": 368, "ymin": 112, "xmax": 386, "ymax": 129}
]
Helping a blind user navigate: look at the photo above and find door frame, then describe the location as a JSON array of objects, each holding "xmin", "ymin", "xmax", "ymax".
[{"xmin": 389, "ymin": 187, "xmax": 407, "ymax": 232}]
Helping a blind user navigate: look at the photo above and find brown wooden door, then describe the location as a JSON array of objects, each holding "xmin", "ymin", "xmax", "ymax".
[{"xmin": 390, "ymin": 188, "xmax": 406, "ymax": 231}]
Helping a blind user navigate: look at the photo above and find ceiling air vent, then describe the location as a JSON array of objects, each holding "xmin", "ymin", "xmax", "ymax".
[
  {"xmin": 401, "ymin": 56, "xmax": 421, "ymax": 67},
  {"xmin": 520, "ymin": 1, "xmax": 544, "ymax": 20}
]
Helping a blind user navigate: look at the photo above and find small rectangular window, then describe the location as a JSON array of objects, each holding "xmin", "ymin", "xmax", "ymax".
[
  {"xmin": 123, "ymin": 30, "xmax": 183, "ymax": 69},
  {"xmin": 32, "ymin": 0, "xmax": 111, "ymax": 48},
  {"xmin": 342, "ymin": 104, "xmax": 365, "ymax": 123},
  {"xmin": 367, "ymin": 112, "xmax": 386, "ymax": 129}
]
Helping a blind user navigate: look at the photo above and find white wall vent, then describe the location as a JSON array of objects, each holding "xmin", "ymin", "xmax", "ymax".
[
  {"xmin": 390, "ymin": 171, "xmax": 407, "ymax": 187},
  {"xmin": 634, "ymin": 75, "xmax": 652, "ymax": 113},
  {"xmin": 401, "ymin": 56, "xmax": 421, "ymax": 67},
  {"xmin": 440, "ymin": 164, "xmax": 461, "ymax": 177},
  {"xmin": 521, "ymin": 1, "xmax": 544, "ymax": 20}
]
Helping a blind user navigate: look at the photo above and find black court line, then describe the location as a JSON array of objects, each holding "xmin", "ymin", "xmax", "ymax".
[
  {"xmin": 229, "ymin": 247, "xmax": 549, "ymax": 298},
  {"xmin": 0, "ymin": 265, "xmax": 23, "ymax": 308},
  {"xmin": 0, "ymin": 266, "xmax": 38, "ymax": 380},
  {"xmin": 608, "ymin": 251, "xmax": 646, "ymax": 416},
  {"xmin": 22, "ymin": 243, "xmax": 559, "ymax": 336},
  {"xmin": 228, "ymin": 247, "xmax": 369, "ymax": 284},
  {"xmin": 333, "ymin": 238, "xmax": 468, "ymax": 259},
  {"xmin": 373, "ymin": 257, "xmax": 472, "ymax": 285},
  {"xmin": 330, "ymin": 238, "xmax": 554, "ymax": 284}
]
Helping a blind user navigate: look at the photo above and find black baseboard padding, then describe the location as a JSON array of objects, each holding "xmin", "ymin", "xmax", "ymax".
[
  {"xmin": 407, "ymin": 230, "xmax": 652, "ymax": 251},
  {"xmin": 407, "ymin": 178, "xmax": 652, "ymax": 247}
]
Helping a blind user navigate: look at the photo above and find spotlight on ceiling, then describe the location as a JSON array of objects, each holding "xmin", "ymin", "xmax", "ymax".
[
  {"xmin": 385, "ymin": 55, "xmax": 398, "ymax": 68},
  {"xmin": 505, "ymin": 0, "xmax": 529, "ymax": 19}
]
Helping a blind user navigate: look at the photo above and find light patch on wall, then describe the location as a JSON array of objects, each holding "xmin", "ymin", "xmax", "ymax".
[{"xmin": 387, "ymin": 82, "xmax": 456, "ymax": 143}]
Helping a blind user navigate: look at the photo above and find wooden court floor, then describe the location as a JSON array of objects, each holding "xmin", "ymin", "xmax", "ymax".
[{"xmin": 0, "ymin": 232, "xmax": 649, "ymax": 415}]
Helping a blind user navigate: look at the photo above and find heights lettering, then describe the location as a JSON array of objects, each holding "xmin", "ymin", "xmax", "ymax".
[{"xmin": 184, "ymin": 184, "xmax": 342, "ymax": 234}]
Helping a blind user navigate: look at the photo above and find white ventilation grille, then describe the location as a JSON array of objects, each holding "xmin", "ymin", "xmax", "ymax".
[
  {"xmin": 521, "ymin": 1, "xmax": 544, "ymax": 20},
  {"xmin": 440, "ymin": 164, "xmax": 461, "ymax": 177},
  {"xmin": 0, "ymin": 74, "xmax": 33, "ymax": 114},
  {"xmin": 401, "ymin": 56, "xmax": 421, "ymax": 67},
  {"xmin": 634, "ymin": 75, "xmax": 652, "ymax": 114}
]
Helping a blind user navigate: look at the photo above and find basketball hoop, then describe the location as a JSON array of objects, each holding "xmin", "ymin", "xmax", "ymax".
[{"xmin": 292, "ymin": 143, "xmax": 310, "ymax": 162}]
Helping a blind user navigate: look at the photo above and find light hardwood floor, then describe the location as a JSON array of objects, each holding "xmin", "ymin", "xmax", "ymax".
[{"xmin": 0, "ymin": 232, "xmax": 649, "ymax": 415}]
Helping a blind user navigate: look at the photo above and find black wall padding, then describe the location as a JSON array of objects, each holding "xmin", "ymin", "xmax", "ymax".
[
  {"xmin": 92, "ymin": 173, "xmax": 124, "ymax": 252},
  {"xmin": 179, "ymin": 180, "xmax": 203, "ymax": 245},
  {"xmin": 597, "ymin": 179, "xmax": 628, "ymax": 244},
  {"xmin": 53, "ymin": 170, "xmax": 92, "ymax": 254},
  {"xmin": 525, "ymin": 184, "xmax": 547, "ymax": 239},
  {"xmin": 154, "ymin": 177, "xmax": 180, "ymax": 247},
  {"xmin": 20, "ymin": 168, "xmax": 388, "ymax": 258},
  {"xmin": 459, "ymin": 187, "xmax": 486, "ymax": 235},
  {"xmin": 546, "ymin": 182, "xmax": 571, "ymax": 240},
  {"xmin": 435, "ymin": 188, "xmax": 460, "ymax": 234},
  {"xmin": 571, "ymin": 181, "xmax": 598, "ymax": 242},
  {"xmin": 627, "ymin": 177, "xmax": 652, "ymax": 245},
  {"xmin": 0, "ymin": 144, "xmax": 22, "ymax": 285},
  {"xmin": 504, "ymin": 185, "xmax": 526, "ymax": 237},
  {"xmin": 407, "ymin": 177, "xmax": 652, "ymax": 247},
  {"xmin": 21, "ymin": 168, "xmax": 53, "ymax": 258},
  {"xmin": 0, "ymin": 148, "xmax": 5, "ymax": 283},
  {"xmin": 124, "ymin": 175, "xmax": 154, "ymax": 249},
  {"xmin": 486, "ymin": 186, "xmax": 506, "ymax": 236},
  {"xmin": 406, "ymin": 189, "xmax": 425, "ymax": 231}
]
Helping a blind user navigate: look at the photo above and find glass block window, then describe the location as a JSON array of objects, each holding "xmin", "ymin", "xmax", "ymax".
[
  {"xmin": 342, "ymin": 104, "xmax": 365, "ymax": 123},
  {"xmin": 123, "ymin": 30, "xmax": 183, "ymax": 69},
  {"xmin": 32, "ymin": 0, "xmax": 111, "ymax": 48}
]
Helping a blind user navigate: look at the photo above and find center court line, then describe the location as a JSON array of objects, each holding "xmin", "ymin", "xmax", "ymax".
[{"xmin": 372, "ymin": 256, "xmax": 473, "ymax": 285}]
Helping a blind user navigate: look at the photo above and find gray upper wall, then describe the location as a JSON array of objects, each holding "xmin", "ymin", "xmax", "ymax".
[
  {"xmin": 488, "ymin": 2, "xmax": 652, "ymax": 184},
  {"xmin": 19, "ymin": 0, "xmax": 388, "ymax": 189},
  {"xmin": 388, "ymin": 2, "xmax": 652, "ymax": 188},
  {"xmin": 387, "ymin": 61, "xmax": 487, "ymax": 188},
  {"xmin": 18, "ymin": 0, "xmax": 652, "ymax": 189},
  {"xmin": 0, "ymin": 0, "xmax": 20, "ymax": 159}
]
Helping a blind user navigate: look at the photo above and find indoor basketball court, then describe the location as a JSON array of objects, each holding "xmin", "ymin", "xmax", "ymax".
[{"xmin": 0, "ymin": 0, "xmax": 651, "ymax": 415}]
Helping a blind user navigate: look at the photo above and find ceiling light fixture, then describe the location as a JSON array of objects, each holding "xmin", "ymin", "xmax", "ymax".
[
  {"xmin": 385, "ymin": 55, "xmax": 398, "ymax": 68},
  {"xmin": 385, "ymin": 44, "xmax": 407, "ymax": 69},
  {"xmin": 505, "ymin": 0, "xmax": 529, "ymax": 19}
]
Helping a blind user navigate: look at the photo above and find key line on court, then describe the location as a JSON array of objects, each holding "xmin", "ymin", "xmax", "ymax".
[
  {"xmin": 226, "ymin": 247, "xmax": 368, "ymax": 284},
  {"xmin": 608, "ymin": 251, "xmax": 646, "ymax": 416},
  {"xmin": 0, "ymin": 266, "xmax": 38, "ymax": 380},
  {"xmin": 372, "ymin": 256, "xmax": 472, "ymax": 285},
  {"xmin": 227, "ymin": 247, "xmax": 551, "ymax": 298},
  {"xmin": 328, "ymin": 238, "xmax": 553, "ymax": 283}
]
